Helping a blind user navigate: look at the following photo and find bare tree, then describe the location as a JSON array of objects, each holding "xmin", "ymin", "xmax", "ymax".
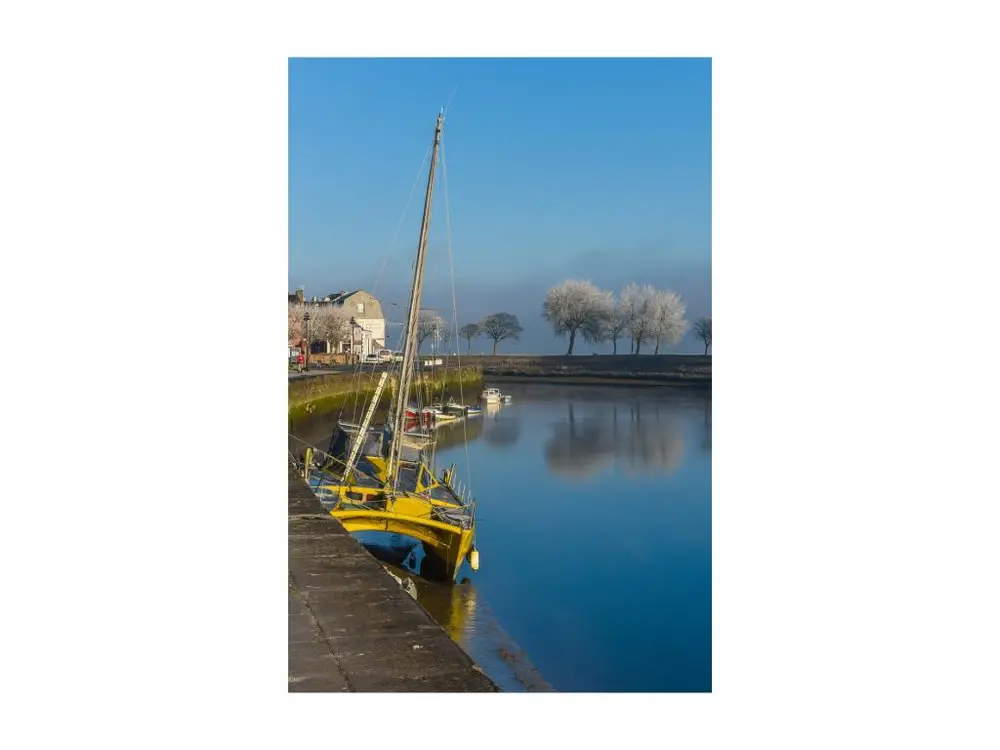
[
  {"xmin": 693, "ymin": 317, "xmax": 712, "ymax": 355},
  {"xmin": 619, "ymin": 282, "xmax": 658, "ymax": 355},
  {"xmin": 416, "ymin": 311, "xmax": 447, "ymax": 352},
  {"xmin": 542, "ymin": 279, "xmax": 613, "ymax": 355},
  {"xmin": 603, "ymin": 300, "xmax": 630, "ymax": 355},
  {"xmin": 479, "ymin": 312, "xmax": 523, "ymax": 355},
  {"xmin": 459, "ymin": 322, "xmax": 481, "ymax": 353},
  {"xmin": 432, "ymin": 323, "xmax": 452, "ymax": 355},
  {"xmin": 651, "ymin": 289, "xmax": 689, "ymax": 354}
]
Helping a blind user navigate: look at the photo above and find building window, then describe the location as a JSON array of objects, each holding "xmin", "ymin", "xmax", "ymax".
[{"xmin": 357, "ymin": 302, "xmax": 365, "ymax": 314}]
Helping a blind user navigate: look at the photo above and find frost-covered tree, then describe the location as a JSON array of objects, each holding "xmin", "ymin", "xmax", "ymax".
[
  {"xmin": 542, "ymin": 279, "xmax": 613, "ymax": 355},
  {"xmin": 309, "ymin": 305, "xmax": 352, "ymax": 353},
  {"xmin": 479, "ymin": 312, "xmax": 523, "ymax": 355},
  {"xmin": 620, "ymin": 282, "xmax": 658, "ymax": 355},
  {"xmin": 416, "ymin": 311, "xmax": 447, "ymax": 352},
  {"xmin": 459, "ymin": 322, "xmax": 481, "ymax": 353},
  {"xmin": 693, "ymin": 317, "xmax": 712, "ymax": 355},
  {"xmin": 431, "ymin": 323, "xmax": 452, "ymax": 354},
  {"xmin": 603, "ymin": 299, "xmax": 630, "ymax": 355},
  {"xmin": 288, "ymin": 303, "xmax": 304, "ymax": 347},
  {"xmin": 650, "ymin": 289, "xmax": 688, "ymax": 354}
]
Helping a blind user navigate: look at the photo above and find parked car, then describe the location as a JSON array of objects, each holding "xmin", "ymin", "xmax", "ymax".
[{"xmin": 362, "ymin": 354, "xmax": 380, "ymax": 364}]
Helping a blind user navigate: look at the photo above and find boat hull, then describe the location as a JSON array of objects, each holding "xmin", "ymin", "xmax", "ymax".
[{"xmin": 335, "ymin": 510, "xmax": 474, "ymax": 582}]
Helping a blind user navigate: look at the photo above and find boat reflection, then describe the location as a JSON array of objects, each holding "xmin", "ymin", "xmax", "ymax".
[{"xmin": 482, "ymin": 406, "xmax": 520, "ymax": 447}]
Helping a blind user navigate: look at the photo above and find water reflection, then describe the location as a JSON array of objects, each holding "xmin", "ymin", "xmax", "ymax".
[
  {"xmin": 435, "ymin": 413, "xmax": 484, "ymax": 449},
  {"xmin": 290, "ymin": 384, "xmax": 712, "ymax": 692},
  {"xmin": 544, "ymin": 400, "xmax": 687, "ymax": 479},
  {"xmin": 482, "ymin": 409, "xmax": 520, "ymax": 448},
  {"xmin": 364, "ymin": 545, "xmax": 553, "ymax": 692}
]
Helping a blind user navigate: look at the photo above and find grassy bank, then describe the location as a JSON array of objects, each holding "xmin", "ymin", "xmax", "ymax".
[
  {"xmin": 288, "ymin": 366, "xmax": 483, "ymax": 421},
  {"xmin": 460, "ymin": 354, "xmax": 711, "ymax": 387}
]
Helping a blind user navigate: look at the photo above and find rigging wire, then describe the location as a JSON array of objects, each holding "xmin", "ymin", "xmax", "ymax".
[
  {"xmin": 439, "ymin": 133, "xmax": 476, "ymax": 514},
  {"xmin": 338, "ymin": 141, "xmax": 433, "ymax": 427},
  {"xmin": 443, "ymin": 85, "xmax": 459, "ymax": 117},
  {"xmin": 372, "ymin": 142, "xmax": 433, "ymax": 298}
]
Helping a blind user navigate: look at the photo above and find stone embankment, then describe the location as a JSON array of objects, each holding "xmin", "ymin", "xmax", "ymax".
[
  {"xmin": 463, "ymin": 354, "xmax": 710, "ymax": 387},
  {"xmin": 288, "ymin": 366, "xmax": 483, "ymax": 419}
]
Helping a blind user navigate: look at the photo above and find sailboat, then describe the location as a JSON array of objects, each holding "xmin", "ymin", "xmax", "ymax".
[{"xmin": 302, "ymin": 110, "xmax": 480, "ymax": 583}]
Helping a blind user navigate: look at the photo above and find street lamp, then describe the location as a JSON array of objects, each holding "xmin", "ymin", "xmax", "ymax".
[{"xmin": 303, "ymin": 311, "xmax": 311, "ymax": 371}]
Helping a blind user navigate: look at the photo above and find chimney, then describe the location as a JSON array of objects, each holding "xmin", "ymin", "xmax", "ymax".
[{"xmin": 295, "ymin": 288, "xmax": 304, "ymax": 304}]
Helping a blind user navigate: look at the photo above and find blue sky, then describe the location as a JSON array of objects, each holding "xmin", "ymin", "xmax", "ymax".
[{"xmin": 289, "ymin": 58, "xmax": 711, "ymax": 354}]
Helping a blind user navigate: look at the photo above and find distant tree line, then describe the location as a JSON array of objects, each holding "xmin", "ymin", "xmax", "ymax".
[
  {"xmin": 290, "ymin": 289, "xmax": 709, "ymax": 358},
  {"xmin": 541, "ymin": 279, "xmax": 710, "ymax": 355},
  {"xmin": 424, "ymin": 281, "xmax": 711, "ymax": 357}
]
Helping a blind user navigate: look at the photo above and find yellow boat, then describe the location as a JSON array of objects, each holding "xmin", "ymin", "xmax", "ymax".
[
  {"xmin": 302, "ymin": 110, "xmax": 479, "ymax": 583},
  {"xmin": 306, "ymin": 417, "xmax": 477, "ymax": 582}
]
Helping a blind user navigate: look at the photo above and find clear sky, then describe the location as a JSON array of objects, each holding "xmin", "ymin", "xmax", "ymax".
[{"xmin": 289, "ymin": 58, "xmax": 711, "ymax": 354}]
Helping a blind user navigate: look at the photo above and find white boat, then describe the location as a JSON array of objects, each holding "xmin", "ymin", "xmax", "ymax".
[{"xmin": 481, "ymin": 387, "xmax": 502, "ymax": 404}]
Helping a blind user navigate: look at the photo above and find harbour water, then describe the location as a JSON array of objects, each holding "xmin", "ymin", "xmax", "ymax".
[{"xmin": 290, "ymin": 380, "xmax": 711, "ymax": 692}]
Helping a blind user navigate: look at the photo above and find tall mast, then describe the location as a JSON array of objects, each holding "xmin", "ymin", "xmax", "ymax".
[{"xmin": 386, "ymin": 110, "xmax": 444, "ymax": 488}]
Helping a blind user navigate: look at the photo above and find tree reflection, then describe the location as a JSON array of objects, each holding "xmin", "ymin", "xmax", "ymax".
[
  {"xmin": 545, "ymin": 402, "xmax": 614, "ymax": 477},
  {"xmin": 544, "ymin": 400, "xmax": 686, "ymax": 479},
  {"xmin": 700, "ymin": 396, "xmax": 711, "ymax": 453}
]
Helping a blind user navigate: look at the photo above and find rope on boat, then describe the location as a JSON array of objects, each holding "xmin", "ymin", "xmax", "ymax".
[
  {"xmin": 289, "ymin": 431, "xmax": 472, "ymax": 515},
  {"xmin": 288, "ymin": 433, "xmax": 380, "ymax": 486}
]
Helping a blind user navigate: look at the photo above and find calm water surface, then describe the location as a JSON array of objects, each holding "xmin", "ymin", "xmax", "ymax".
[{"xmin": 290, "ymin": 381, "xmax": 711, "ymax": 692}]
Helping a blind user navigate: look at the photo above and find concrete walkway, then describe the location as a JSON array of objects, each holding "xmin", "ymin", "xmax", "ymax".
[{"xmin": 288, "ymin": 466, "xmax": 498, "ymax": 692}]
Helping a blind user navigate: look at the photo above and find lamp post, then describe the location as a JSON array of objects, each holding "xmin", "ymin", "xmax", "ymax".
[{"xmin": 303, "ymin": 311, "xmax": 311, "ymax": 371}]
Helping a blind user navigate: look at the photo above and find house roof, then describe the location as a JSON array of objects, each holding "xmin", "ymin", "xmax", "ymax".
[{"xmin": 323, "ymin": 289, "xmax": 363, "ymax": 304}]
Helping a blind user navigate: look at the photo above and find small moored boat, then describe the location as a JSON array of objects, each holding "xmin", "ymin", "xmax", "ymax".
[{"xmin": 443, "ymin": 398, "xmax": 483, "ymax": 416}]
